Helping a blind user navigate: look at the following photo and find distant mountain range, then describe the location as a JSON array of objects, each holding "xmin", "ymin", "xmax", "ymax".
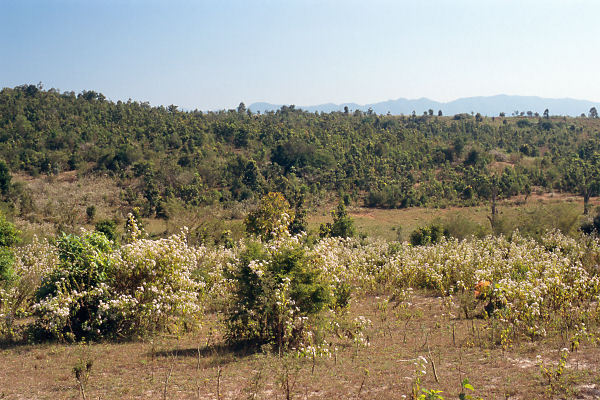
[{"xmin": 249, "ymin": 95, "xmax": 599, "ymax": 117}]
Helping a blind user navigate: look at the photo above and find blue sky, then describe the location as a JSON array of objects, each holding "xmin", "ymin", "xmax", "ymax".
[{"xmin": 1, "ymin": 0, "xmax": 599, "ymax": 110}]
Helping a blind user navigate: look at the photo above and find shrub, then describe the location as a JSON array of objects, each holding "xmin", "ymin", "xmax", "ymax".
[
  {"xmin": 0, "ymin": 213, "xmax": 20, "ymax": 247},
  {"xmin": 0, "ymin": 248, "xmax": 15, "ymax": 282},
  {"xmin": 85, "ymin": 205, "xmax": 96, "ymax": 222},
  {"xmin": 319, "ymin": 203, "xmax": 356, "ymax": 238},
  {"xmin": 95, "ymin": 219, "xmax": 118, "ymax": 242},
  {"xmin": 33, "ymin": 217, "xmax": 203, "ymax": 340},
  {"xmin": 410, "ymin": 224, "xmax": 448, "ymax": 246},
  {"xmin": 245, "ymin": 192, "xmax": 295, "ymax": 240},
  {"xmin": 105, "ymin": 229, "xmax": 203, "ymax": 337},
  {"xmin": 0, "ymin": 237, "xmax": 58, "ymax": 338},
  {"xmin": 34, "ymin": 231, "xmax": 114, "ymax": 340},
  {"xmin": 226, "ymin": 229, "xmax": 332, "ymax": 352}
]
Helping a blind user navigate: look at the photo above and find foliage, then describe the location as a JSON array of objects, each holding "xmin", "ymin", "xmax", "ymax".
[
  {"xmin": 226, "ymin": 224, "xmax": 333, "ymax": 352},
  {"xmin": 0, "ymin": 248, "xmax": 15, "ymax": 282},
  {"xmin": 94, "ymin": 219, "xmax": 118, "ymax": 242},
  {"xmin": 34, "ymin": 231, "xmax": 114, "ymax": 340},
  {"xmin": 105, "ymin": 228, "xmax": 203, "ymax": 336},
  {"xmin": 458, "ymin": 378, "xmax": 482, "ymax": 400},
  {"xmin": 538, "ymin": 348, "xmax": 570, "ymax": 395},
  {"xmin": 244, "ymin": 192, "xmax": 294, "ymax": 240},
  {"xmin": 410, "ymin": 224, "xmax": 448, "ymax": 246},
  {"xmin": 319, "ymin": 203, "xmax": 356, "ymax": 238},
  {"xmin": 0, "ymin": 159, "xmax": 11, "ymax": 196},
  {"xmin": 85, "ymin": 205, "xmax": 96, "ymax": 222},
  {"xmin": 0, "ymin": 213, "xmax": 20, "ymax": 248},
  {"xmin": 562, "ymin": 154, "xmax": 600, "ymax": 214},
  {"xmin": 2, "ymin": 85, "xmax": 599, "ymax": 214},
  {"xmin": 32, "ymin": 217, "xmax": 202, "ymax": 340},
  {"xmin": 0, "ymin": 237, "xmax": 58, "ymax": 338},
  {"xmin": 1, "ymin": 205, "xmax": 599, "ymax": 356}
]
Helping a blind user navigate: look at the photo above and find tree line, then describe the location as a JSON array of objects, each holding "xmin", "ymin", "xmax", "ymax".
[{"xmin": 1, "ymin": 84, "xmax": 600, "ymax": 217}]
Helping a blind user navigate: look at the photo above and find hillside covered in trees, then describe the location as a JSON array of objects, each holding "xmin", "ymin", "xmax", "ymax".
[{"xmin": 1, "ymin": 84, "xmax": 600, "ymax": 219}]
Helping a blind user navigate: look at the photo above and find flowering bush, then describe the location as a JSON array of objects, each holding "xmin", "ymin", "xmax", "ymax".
[
  {"xmin": 0, "ymin": 236, "xmax": 57, "ymax": 338},
  {"xmin": 3, "ymin": 209, "xmax": 599, "ymax": 350},
  {"xmin": 34, "ymin": 231, "xmax": 114, "ymax": 340},
  {"xmin": 106, "ymin": 229, "xmax": 203, "ymax": 336},
  {"xmin": 32, "ymin": 217, "xmax": 204, "ymax": 341},
  {"xmin": 311, "ymin": 231, "xmax": 600, "ymax": 344},
  {"xmin": 225, "ymin": 227, "xmax": 333, "ymax": 352},
  {"xmin": 244, "ymin": 192, "xmax": 295, "ymax": 241}
]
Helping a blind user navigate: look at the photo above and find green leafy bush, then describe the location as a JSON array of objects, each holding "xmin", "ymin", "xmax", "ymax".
[
  {"xmin": 34, "ymin": 231, "xmax": 114, "ymax": 340},
  {"xmin": 0, "ymin": 213, "xmax": 20, "ymax": 248},
  {"xmin": 95, "ymin": 219, "xmax": 118, "ymax": 242},
  {"xmin": 410, "ymin": 224, "xmax": 449, "ymax": 246},
  {"xmin": 0, "ymin": 248, "xmax": 14, "ymax": 282},
  {"xmin": 226, "ymin": 229, "xmax": 332, "ymax": 351},
  {"xmin": 319, "ymin": 203, "xmax": 356, "ymax": 238},
  {"xmin": 33, "ymin": 217, "xmax": 202, "ymax": 340}
]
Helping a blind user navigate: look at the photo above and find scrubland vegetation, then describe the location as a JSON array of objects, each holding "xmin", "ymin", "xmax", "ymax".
[
  {"xmin": 1, "ymin": 195, "xmax": 600, "ymax": 398},
  {"xmin": 1, "ymin": 85, "xmax": 600, "ymax": 398}
]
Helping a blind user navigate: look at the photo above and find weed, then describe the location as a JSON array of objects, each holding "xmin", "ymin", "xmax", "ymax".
[
  {"xmin": 72, "ymin": 348, "xmax": 93, "ymax": 400},
  {"xmin": 538, "ymin": 348, "xmax": 570, "ymax": 395}
]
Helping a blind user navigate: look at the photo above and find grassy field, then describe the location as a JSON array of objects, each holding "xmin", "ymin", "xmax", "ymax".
[
  {"xmin": 3, "ymin": 173, "xmax": 600, "ymax": 400},
  {"xmin": 10, "ymin": 171, "xmax": 596, "ymax": 243},
  {"xmin": 311, "ymin": 193, "xmax": 591, "ymax": 242},
  {"xmin": 1, "ymin": 292, "xmax": 599, "ymax": 399}
]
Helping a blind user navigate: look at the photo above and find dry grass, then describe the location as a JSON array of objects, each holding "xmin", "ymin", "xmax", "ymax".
[
  {"xmin": 10, "ymin": 171, "xmax": 597, "ymax": 243},
  {"xmin": 11, "ymin": 172, "xmax": 128, "ymax": 239},
  {"xmin": 1, "ymin": 293, "xmax": 598, "ymax": 399},
  {"xmin": 308, "ymin": 193, "xmax": 593, "ymax": 241}
]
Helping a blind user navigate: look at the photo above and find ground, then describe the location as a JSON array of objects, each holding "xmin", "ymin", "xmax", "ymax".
[
  {"xmin": 10, "ymin": 171, "xmax": 598, "ymax": 243},
  {"xmin": 4, "ymin": 173, "xmax": 600, "ymax": 399},
  {"xmin": 2, "ymin": 293, "xmax": 598, "ymax": 399}
]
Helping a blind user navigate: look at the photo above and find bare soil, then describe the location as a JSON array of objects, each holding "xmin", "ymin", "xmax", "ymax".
[{"xmin": 1, "ymin": 293, "xmax": 598, "ymax": 399}]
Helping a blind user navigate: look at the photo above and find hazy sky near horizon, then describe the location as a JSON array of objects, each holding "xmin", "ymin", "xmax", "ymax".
[{"xmin": 1, "ymin": 0, "xmax": 599, "ymax": 110}]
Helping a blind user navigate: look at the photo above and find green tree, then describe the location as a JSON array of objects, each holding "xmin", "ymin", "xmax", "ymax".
[
  {"xmin": 319, "ymin": 203, "xmax": 356, "ymax": 238},
  {"xmin": 245, "ymin": 192, "xmax": 294, "ymax": 240},
  {"xmin": 590, "ymin": 107, "xmax": 598, "ymax": 119},
  {"xmin": 0, "ymin": 160, "xmax": 11, "ymax": 196},
  {"xmin": 564, "ymin": 155, "xmax": 600, "ymax": 214}
]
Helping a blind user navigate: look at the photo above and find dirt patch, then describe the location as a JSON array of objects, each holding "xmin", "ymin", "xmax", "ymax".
[{"xmin": 1, "ymin": 293, "xmax": 597, "ymax": 399}]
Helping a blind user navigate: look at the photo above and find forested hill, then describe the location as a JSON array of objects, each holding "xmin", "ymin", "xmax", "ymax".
[{"xmin": 1, "ymin": 84, "xmax": 600, "ymax": 217}]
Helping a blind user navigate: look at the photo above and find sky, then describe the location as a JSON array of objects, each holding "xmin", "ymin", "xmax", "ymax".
[{"xmin": 1, "ymin": 0, "xmax": 599, "ymax": 110}]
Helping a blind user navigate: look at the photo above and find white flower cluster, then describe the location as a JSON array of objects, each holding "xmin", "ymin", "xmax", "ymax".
[
  {"xmin": 30, "ymin": 224, "xmax": 207, "ymax": 339},
  {"xmin": 0, "ymin": 236, "xmax": 58, "ymax": 335},
  {"xmin": 308, "ymin": 231, "xmax": 600, "ymax": 343},
  {"xmin": 4, "ymin": 218, "xmax": 599, "ymax": 347}
]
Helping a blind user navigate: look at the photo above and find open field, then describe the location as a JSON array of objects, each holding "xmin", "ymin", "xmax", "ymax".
[
  {"xmin": 3, "ymin": 173, "xmax": 600, "ymax": 400},
  {"xmin": 2, "ymin": 292, "xmax": 599, "ymax": 400},
  {"xmin": 1, "ymin": 221, "xmax": 600, "ymax": 399},
  {"xmin": 10, "ymin": 172, "xmax": 600, "ymax": 243}
]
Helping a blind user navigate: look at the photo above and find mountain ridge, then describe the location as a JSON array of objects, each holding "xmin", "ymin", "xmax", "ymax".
[{"xmin": 249, "ymin": 95, "xmax": 599, "ymax": 116}]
